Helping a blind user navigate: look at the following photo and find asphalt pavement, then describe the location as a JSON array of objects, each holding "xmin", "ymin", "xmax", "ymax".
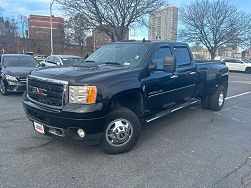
[{"xmin": 0, "ymin": 72, "xmax": 251, "ymax": 188}]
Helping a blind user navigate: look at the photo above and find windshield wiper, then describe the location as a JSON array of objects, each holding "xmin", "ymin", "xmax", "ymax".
[
  {"xmin": 100, "ymin": 62, "xmax": 122, "ymax": 66},
  {"xmin": 84, "ymin": 60, "xmax": 95, "ymax": 63}
]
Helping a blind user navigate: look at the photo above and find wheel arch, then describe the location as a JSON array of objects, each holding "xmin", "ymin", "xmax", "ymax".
[
  {"xmin": 245, "ymin": 67, "xmax": 251, "ymax": 73},
  {"xmin": 109, "ymin": 89, "xmax": 144, "ymax": 117}
]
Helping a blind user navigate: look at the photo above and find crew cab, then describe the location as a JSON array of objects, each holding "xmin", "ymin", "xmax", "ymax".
[{"xmin": 23, "ymin": 41, "xmax": 229, "ymax": 154}]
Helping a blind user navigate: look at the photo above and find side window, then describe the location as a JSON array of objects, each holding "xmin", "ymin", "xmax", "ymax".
[
  {"xmin": 225, "ymin": 60, "xmax": 233, "ymax": 63},
  {"xmin": 174, "ymin": 47, "xmax": 191, "ymax": 66},
  {"xmin": 46, "ymin": 56, "xmax": 54, "ymax": 63},
  {"xmin": 54, "ymin": 57, "xmax": 61, "ymax": 64},
  {"xmin": 234, "ymin": 60, "xmax": 242, "ymax": 64},
  {"xmin": 152, "ymin": 47, "xmax": 172, "ymax": 69}
]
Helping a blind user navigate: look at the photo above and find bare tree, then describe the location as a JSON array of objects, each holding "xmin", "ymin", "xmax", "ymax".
[
  {"xmin": 179, "ymin": 0, "xmax": 251, "ymax": 60},
  {"xmin": 65, "ymin": 13, "xmax": 90, "ymax": 55},
  {"xmin": 56, "ymin": 0, "xmax": 167, "ymax": 41},
  {"xmin": 17, "ymin": 15, "xmax": 28, "ymax": 38},
  {"xmin": 0, "ymin": 17, "xmax": 19, "ymax": 53}
]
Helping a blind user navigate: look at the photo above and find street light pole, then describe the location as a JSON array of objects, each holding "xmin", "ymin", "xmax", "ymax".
[
  {"xmin": 93, "ymin": 29, "xmax": 95, "ymax": 52},
  {"xmin": 50, "ymin": 0, "xmax": 55, "ymax": 55}
]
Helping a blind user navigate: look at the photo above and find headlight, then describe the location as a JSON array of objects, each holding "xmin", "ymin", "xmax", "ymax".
[
  {"xmin": 69, "ymin": 86, "xmax": 97, "ymax": 104},
  {"xmin": 5, "ymin": 75, "xmax": 18, "ymax": 82}
]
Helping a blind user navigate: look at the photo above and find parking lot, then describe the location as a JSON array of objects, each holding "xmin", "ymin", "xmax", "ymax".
[{"xmin": 0, "ymin": 72, "xmax": 251, "ymax": 188}]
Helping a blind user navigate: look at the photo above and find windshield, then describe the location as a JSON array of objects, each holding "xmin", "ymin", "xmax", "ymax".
[
  {"xmin": 3, "ymin": 56, "xmax": 37, "ymax": 67},
  {"xmin": 243, "ymin": 59, "xmax": 251, "ymax": 63},
  {"xmin": 85, "ymin": 43, "xmax": 148, "ymax": 68},
  {"xmin": 61, "ymin": 57, "xmax": 82, "ymax": 65}
]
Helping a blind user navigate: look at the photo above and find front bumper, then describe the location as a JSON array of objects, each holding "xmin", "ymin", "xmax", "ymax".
[
  {"xmin": 23, "ymin": 95, "xmax": 109, "ymax": 145},
  {"xmin": 6, "ymin": 81, "xmax": 26, "ymax": 92}
]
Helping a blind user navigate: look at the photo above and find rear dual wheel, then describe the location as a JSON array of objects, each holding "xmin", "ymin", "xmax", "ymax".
[
  {"xmin": 201, "ymin": 95, "xmax": 210, "ymax": 109},
  {"xmin": 209, "ymin": 86, "xmax": 226, "ymax": 111},
  {"xmin": 201, "ymin": 86, "xmax": 226, "ymax": 111}
]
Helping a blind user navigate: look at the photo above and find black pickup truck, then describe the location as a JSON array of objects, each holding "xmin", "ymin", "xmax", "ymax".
[{"xmin": 23, "ymin": 41, "xmax": 229, "ymax": 154}]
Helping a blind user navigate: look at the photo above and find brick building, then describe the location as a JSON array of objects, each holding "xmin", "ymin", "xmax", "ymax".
[{"xmin": 28, "ymin": 15, "xmax": 64, "ymax": 42}]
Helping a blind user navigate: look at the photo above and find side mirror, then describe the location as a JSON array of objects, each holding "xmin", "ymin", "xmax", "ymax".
[
  {"xmin": 148, "ymin": 63, "xmax": 157, "ymax": 71},
  {"xmin": 56, "ymin": 62, "xmax": 61, "ymax": 66},
  {"xmin": 38, "ymin": 62, "xmax": 46, "ymax": 67},
  {"xmin": 163, "ymin": 56, "xmax": 176, "ymax": 72}
]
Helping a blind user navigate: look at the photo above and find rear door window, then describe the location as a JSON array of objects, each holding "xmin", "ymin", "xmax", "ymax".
[
  {"xmin": 46, "ymin": 56, "xmax": 55, "ymax": 63},
  {"xmin": 233, "ymin": 60, "xmax": 242, "ymax": 64},
  {"xmin": 54, "ymin": 57, "xmax": 61, "ymax": 65},
  {"xmin": 174, "ymin": 47, "xmax": 191, "ymax": 66}
]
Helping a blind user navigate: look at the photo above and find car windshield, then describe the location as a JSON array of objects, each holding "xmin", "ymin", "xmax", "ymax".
[
  {"xmin": 61, "ymin": 57, "xmax": 82, "ymax": 65},
  {"xmin": 243, "ymin": 59, "xmax": 251, "ymax": 63},
  {"xmin": 85, "ymin": 43, "xmax": 148, "ymax": 68},
  {"xmin": 3, "ymin": 56, "xmax": 37, "ymax": 67}
]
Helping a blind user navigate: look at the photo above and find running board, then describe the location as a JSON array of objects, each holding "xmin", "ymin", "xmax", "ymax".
[{"xmin": 145, "ymin": 100, "xmax": 198, "ymax": 123}]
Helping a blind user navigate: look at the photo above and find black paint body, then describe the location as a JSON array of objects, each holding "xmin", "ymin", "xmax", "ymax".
[{"xmin": 23, "ymin": 41, "xmax": 229, "ymax": 144}]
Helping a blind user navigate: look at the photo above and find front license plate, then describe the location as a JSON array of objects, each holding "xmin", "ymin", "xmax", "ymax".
[{"xmin": 34, "ymin": 122, "xmax": 45, "ymax": 134}]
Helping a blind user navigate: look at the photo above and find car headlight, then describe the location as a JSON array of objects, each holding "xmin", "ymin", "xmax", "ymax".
[
  {"xmin": 69, "ymin": 86, "xmax": 97, "ymax": 104},
  {"xmin": 5, "ymin": 75, "xmax": 18, "ymax": 82}
]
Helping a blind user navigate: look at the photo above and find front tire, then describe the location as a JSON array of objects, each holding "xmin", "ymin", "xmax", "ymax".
[
  {"xmin": 209, "ymin": 86, "xmax": 226, "ymax": 111},
  {"xmin": 100, "ymin": 107, "xmax": 141, "ymax": 154},
  {"xmin": 245, "ymin": 67, "xmax": 251, "ymax": 74},
  {"xmin": 0, "ymin": 79, "xmax": 8, "ymax": 95}
]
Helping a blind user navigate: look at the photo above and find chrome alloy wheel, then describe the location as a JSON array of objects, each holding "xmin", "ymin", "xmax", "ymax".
[
  {"xmin": 219, "ymin": 92, "xmax": 224, "ymax": 106},
  {"xmin": 105, "ymin": 119, "xmax": 133, "ymax": 147}
]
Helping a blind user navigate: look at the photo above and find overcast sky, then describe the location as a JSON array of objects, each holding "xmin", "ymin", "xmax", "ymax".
[{"xmin": 1, "ymin": 0, "xmax": 251, "ymax": 39}]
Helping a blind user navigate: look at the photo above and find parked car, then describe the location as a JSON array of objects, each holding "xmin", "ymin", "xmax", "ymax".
[
  {"xmin": 222, "ymin": 58, "xmax": 251, "ymax": 73},
  {"xmin": 23, "ymin": 41, "xmax": 228, "ymax": 154},
  {"xmin": 34, "ymin": 55, "xmax": 47, "ymax": 63},
  {"xmin": 0, "ymin": 54, "xmax": 39, "ymax": 95},
  {"xmin": 40, "ymin": 55, "xmax": 82, "ymax": 67}
]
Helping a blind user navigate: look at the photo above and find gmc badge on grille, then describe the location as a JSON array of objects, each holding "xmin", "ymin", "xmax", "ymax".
[{"xmin": 32, "ymin": 87, "xmax": 47, "ymax": 96}]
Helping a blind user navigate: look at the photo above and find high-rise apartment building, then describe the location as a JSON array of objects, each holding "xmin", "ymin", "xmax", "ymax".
[{"xmin": 148, "ymin": 6, "xmax": 178, "ymax": 41}]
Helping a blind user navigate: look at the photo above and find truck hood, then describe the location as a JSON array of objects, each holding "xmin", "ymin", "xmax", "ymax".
[{"xmin": 30, "ymin": 64, "xmax": 141, "ymax": 85}]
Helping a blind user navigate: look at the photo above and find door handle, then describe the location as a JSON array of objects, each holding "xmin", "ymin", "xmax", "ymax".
[
  {"xmin": 189, "ymin": 72, "xmax": 196, "ymax": 75},
  {"xmin": 170, "ymin": 75, "xmax": 178, "ymax": 79}
]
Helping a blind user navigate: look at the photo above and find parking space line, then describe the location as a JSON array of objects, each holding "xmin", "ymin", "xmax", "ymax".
[
  {"xmin": 226, "ymin": 91, "xmax": 251, "ymax": 100},
  {"xmin": 229, "ymin": 81, "xmax": 251, "ymax": 85}
]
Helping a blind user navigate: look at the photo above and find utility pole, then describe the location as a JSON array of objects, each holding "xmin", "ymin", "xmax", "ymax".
[
  {"xmin": 93, "ymin": 29, "xmax": 95, "ymax": 52},
  {"xmin": 50, "ymin": 0, "xmax": 55, "ymax": 55}
]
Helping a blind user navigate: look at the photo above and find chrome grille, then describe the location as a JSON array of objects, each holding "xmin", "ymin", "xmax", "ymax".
[
  {"xmin": 18, "ymin": 77, "xmax": 27, "ymax": 84},
  {"xmin": 27, "ymin": 76, "xmax": 68, "ymax": 109}
]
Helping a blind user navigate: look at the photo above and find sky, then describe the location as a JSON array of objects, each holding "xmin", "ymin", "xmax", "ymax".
[{"xmin": 1, "ymin": 0, "xmax": 251, "ymax": 39}]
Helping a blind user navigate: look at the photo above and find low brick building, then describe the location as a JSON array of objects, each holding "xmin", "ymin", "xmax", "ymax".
[{"xmin": 28, "ymin": 15, "xmax": 64, "ymax": 43}]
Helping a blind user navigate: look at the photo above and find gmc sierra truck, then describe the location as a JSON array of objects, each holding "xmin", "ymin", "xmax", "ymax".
[{"xmin": 23, "ymin": 41, "xmax": 229, "ymax": 154}]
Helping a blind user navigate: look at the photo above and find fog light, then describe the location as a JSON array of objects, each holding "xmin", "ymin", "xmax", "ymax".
[{"xmin": 77, "ymin": 129, "xmax": 85, "ymax": 138}]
